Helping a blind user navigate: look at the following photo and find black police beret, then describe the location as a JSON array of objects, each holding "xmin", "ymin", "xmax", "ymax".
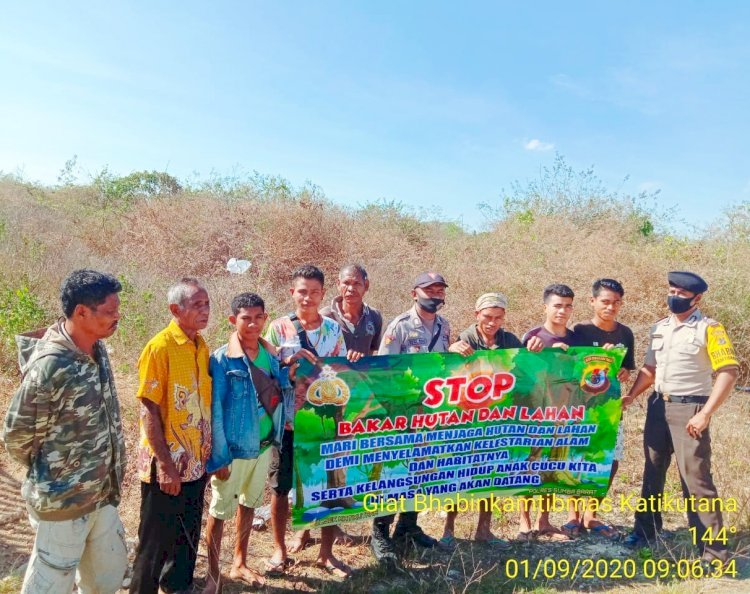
[{"xmin": 668, "ymin": 271, "xmax": 708, "ymax": 293}]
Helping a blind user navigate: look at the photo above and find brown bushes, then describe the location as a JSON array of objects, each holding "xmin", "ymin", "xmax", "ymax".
[{"xmin": 0, "ymin": 176, "xmax": 747, "ymax": 382}]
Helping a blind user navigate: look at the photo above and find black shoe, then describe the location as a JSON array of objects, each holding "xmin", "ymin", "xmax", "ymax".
[
  {"xmin": 371, "ymin": 523, "xmax": 399, "ymax": 566},
  {"xmin": 623, "ymin": 531, "xmax": 650, "ymax": 548},
  {"xmin": 393, "ymin": 524, "xmax": 439, "ymax": 549}
]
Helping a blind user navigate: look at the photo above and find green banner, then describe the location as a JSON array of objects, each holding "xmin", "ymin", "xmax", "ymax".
[{"xmin": 291, "ymin": 347, "xmax": 625, "ymax": 528}]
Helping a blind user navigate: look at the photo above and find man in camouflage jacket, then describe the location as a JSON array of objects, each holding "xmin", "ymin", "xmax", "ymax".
[{"xmin": 2, "ymin": 270, "xmax": 128, "ymax": 594}]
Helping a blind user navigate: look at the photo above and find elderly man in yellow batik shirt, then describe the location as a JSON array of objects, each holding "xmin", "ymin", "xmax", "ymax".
[{"xmin": 130, "ymin": 277, "xmax": 213, "ymax": 594}]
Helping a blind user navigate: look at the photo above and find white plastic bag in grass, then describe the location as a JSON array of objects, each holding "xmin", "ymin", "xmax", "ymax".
[
  {"xmin": 252, "ymin": 503, "xmax": 271, "ymax": 530},
  {"xmin": 226, "ymin": 258, "xmax": 251, "ymax": 274}
]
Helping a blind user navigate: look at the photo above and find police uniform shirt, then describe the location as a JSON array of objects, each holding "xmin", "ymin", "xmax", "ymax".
[
  {"xmin": 378, "ymin": 305, "xmax": 451, "ymax": 354},
  {"xmin": 644, "ymin": 309, "xmax": 738, "ymax": 396}
]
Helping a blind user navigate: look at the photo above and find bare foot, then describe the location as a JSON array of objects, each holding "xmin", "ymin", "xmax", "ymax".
[
  {"xmin": 518, "ymin": 512, "xmax": 533, "ymax": 535},
  {"xmin": 474, "ymin": 530, "xmax": 496, "ymax": 542},
  {"xmin": 316, "ymin": 556, "xmax": 352, "ymax": 578},
  {"xmin": 268, "ymin": 546, "xmax": 288, "ymax": 567},
  {"xmin": 536, "ymin": 526, "xmax": 570, "ymax": 542},
  {"xmin": 229, "ymin": 565, "xmax": 266, "ymax": 587},
  {"xmin": 289, "ymin": 529, "xmax": 311, "ymax": 553}
]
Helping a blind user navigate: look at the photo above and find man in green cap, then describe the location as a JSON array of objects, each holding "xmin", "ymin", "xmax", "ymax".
[
  {"xmin": 448, "ymin": 292, "xmax": 523, "ymax": 355},
  {"xmin": 623, "ymin": 271, "xmax": 739, "ymax": 566}
]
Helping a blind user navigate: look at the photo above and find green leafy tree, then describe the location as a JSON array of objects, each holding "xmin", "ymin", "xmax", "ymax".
[{"xmin": 93, "ymin": 168, "xmax": 182, "ymax": 206}]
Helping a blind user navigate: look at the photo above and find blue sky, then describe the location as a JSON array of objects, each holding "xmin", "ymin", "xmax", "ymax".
[{"xmin": 1, "ymin": 1, "xmax": 749, "ymax": 230}]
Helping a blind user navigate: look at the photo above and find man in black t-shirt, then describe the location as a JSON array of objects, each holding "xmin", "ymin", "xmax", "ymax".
[
  {"xmin": 563, "ymin": 278, "xmax": 634, "ymax": 540},
  {"xmin": 572, "ymin": 309, "xmax": 635, "ymax": 373}
]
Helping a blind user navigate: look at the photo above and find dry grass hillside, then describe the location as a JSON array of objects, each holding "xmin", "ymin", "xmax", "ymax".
[
  {"xmin": 1, "ymin": 160, "xmax": 748, "ymax": 376},
  {"xmin": 1, "ymin": 160, "xmax": 749, "ymax": 592}
]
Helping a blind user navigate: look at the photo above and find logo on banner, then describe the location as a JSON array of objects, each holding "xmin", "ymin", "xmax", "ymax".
[
  {"xmin": 580, "ymin": 354, "xmax": 613, "ymax": 395},
  {"xmin": 307, "ymin": 365, "xmax": 351, "ymax": 406}
]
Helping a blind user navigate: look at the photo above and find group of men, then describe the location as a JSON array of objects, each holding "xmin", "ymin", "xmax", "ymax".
[{"xmin": 2, "ymin": 264, "xmax": 739, "ymax": 593}]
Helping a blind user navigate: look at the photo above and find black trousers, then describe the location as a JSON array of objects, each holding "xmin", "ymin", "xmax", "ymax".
[
  {"xmin": 129, "ymin": 470, "xmax": 207, "ymax": 594},
  {"xmin": 633, "ymin": 393, "xmax": 727, "ymax": 562},
  {"xmin": 268, "ymin": 429, "xmax": 294, "ymax": 496}
]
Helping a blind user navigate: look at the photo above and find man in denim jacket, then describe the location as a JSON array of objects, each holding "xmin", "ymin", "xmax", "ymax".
[{"xmin": 202, "ymin": 292, "xmax": 287, "ymax": 593}]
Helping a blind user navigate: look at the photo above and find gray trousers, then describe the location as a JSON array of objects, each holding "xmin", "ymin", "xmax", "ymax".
[
  {"xmin": 634, "ymin": 393, "xmax": 727, "ymax": 562},
  {"xmin": 23, "ymin": 504, "xmax": 127, "ymax": 594}
]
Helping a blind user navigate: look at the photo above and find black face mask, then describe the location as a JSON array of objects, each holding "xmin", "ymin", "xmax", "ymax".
[
  {"xmin": 667, "ymin": 295, "xmax": 695, "ymax": 314},
  {"xmin": 416, "ymin": 296, "xmax": 445, "ymax": 314}
]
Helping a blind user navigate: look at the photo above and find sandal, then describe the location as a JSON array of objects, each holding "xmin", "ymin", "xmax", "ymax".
[
  {"xmin": 264, "ymin": 557, "xmax": 294, "ymax": 577},
  {"xmin": 516, "ymin": 530, "xmax": 537, "ymax": 542},
  {"xmin": 561, "ymin": 520, "xmax": 582, "ymax": 537},
  {"xmin": 484, "ymin": 537, "xmax": 512, "ymax": 550},
  {"xmin": 588, "ymin": 524, "xmax": 619, "ymax": 540},
  {"xmin": 439, "ymin": 535, "xmax": 457, "ymax": 547},
  {"xmin": 536, "ymin": 527, "xmax": 571, "ymax": 542},
  {"xmin": 316, "ymin": 559, "xmax": 352, "ymax": 578}
]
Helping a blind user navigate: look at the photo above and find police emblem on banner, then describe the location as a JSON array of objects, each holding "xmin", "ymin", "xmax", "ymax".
[
  {"xmin": 306, "ymin": 365, "xmax": 351, "ymax": 406},
  {"xmin": 580, "ymin": 354, "xmax": 613, "ymax": 395}
]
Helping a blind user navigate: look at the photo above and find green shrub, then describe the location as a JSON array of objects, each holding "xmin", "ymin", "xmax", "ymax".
[
  {"xmin": 0, "ymin": 285, "xmax": 49, "ymax": 366},
  {"xmin": 93, "ymin": 168, "xmax": 182, "ymax": 206},
  {"xmin": 114, "ymin": 275, "xmax": 155, "ymax": 346},
  {"xmin": 480, "ymin": 153, "xmax": 663, "ymax": 237}
]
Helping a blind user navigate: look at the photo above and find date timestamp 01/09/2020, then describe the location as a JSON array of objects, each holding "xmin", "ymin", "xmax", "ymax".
[
  {"xmin": 502, "ymin": 525, "xmax": 739, "ymax": 581},
  {"xmin": 503, "ymin": 558, "xmax": 738, "ymax": 580}
]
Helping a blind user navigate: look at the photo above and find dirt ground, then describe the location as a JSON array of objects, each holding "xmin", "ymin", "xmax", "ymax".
[{"xmin": 2, "ymin": 372, "xmax": 750, "ymax": 593}]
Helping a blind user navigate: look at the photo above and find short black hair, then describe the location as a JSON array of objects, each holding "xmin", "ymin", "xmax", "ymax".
[
  {"xmin": 291, "ymin": 264, "xmax": 325, "ymax": 286},
  {"xmin": 543, "ymin": 283, "xmax": 574, "ymax": 302},
  {"xmin": 339, "ymin": 263, "xmax": 368, "ymax": 282},
  {"xmin": 60, "ymin": 269, "xmax": 122, "ymax": 318},
  {"xmin": 231, "ymin": 292, "xmax": 265, "ymax": 316},
  {"xmin": 592, "ymin": 278, "xmax": 624, "ymax": 297}
]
